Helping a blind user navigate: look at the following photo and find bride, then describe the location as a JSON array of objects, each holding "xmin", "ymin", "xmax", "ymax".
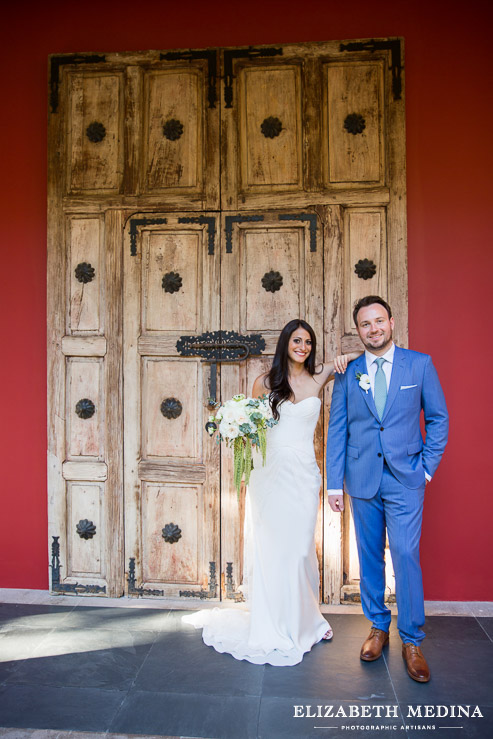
[{"xmin": 183, "ymin": 319, "xmax": 361, "ymax": 666}]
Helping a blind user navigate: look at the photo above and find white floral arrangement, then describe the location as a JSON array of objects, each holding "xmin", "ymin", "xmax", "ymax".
[
  {"xmin": 207, "ymin": 394, "xmax": 277, "ymax": 495},
  {"xmin": 356, "ymin": 371, "xmax": 371, "ymax": 394}
]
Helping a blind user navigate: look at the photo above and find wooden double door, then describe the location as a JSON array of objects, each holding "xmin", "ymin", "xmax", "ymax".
[{"xmin": 47, "ymin": 39, "xmax": 407, "ymax": 602}]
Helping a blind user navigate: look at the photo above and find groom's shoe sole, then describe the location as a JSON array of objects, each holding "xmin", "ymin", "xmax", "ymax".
[{"xmin": 360, "ymin": 628, "xmax": 389, "ymax": 661}]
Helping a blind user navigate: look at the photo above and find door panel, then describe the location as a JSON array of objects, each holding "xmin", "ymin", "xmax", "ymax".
[
  {"xmin": 142, "ymin": 358, "xmax": 200, "ymax": 459},
  {"xmin": 144, "ymin": 69, "xmax": 203, "ymax": 192},
  {"xmin": 220, "ymin": 210, "xmax": 324, "ymax": 599},
  {"xmin": 66, "ymin": 357, "xmax": 104, "ymax": 459},
  {"xmin": 67, "ymin": 482, "xmax": 104, "ymax": 576},
  {"xmin": 124, "ymin": 213, "xmax": 220, "ymax": 598},
  {"xmin": 67, "ymin": 72, "xmax": 124, "ymax": 194},
  {"xmin": 68, "ymin": 217, "xmax": 103, "ymax": 332},
  {"xmin": 343, "ymin": 207, "xmax": 387, "ymax": 336},
  {"xmin": 240, "ymin": 65, "xmax": 302, "ymax": 190},
  {"xmin": 143, "ymin": 230, "xmax": 203, "ymax": 333},
  {"xmin": 323, "ymin": 61, "xmax": 384, "ymax": 186},
  {"xmin": 141, "ymin": 482, "xmax": 201, "ymax": 584}
]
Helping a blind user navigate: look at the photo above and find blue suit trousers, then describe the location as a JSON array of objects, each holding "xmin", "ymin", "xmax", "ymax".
[{"xmin": 350, "ymin": 465, "xmax": 426, "ymax": 645}]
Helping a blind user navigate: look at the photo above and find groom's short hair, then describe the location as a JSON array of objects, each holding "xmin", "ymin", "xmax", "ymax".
[{"xmin": 353, "ymin": 296, "xmax": 392, "ymax": 326}]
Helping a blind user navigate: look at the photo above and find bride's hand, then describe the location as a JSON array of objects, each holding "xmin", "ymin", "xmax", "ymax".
[
  {"xmin": 333, "ymin": 354, "xmax": 349, "ymax": 374},
  {"xmin": 334, "ymin": 350, "xmax": 363, "ymax": 373}
]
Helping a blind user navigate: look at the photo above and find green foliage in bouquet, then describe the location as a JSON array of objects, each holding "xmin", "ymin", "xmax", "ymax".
[{"xmin": 208, "ymin": 393, "xmax": 277, "ymax": 498}]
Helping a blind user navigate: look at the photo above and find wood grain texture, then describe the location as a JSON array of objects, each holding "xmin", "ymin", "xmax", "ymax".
[
  {"xmin": 48, "ymin": 39, "xmax": 407, "ymax": 604},
  {"xmin": 67, "ymin": 72, "xmax": 124, "ymax": 194}
]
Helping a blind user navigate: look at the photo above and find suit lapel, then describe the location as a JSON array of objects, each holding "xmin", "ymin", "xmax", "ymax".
[
  {"xmin": 382, "ymin": 346, "xmax": 406, "ymax": 422},
  {"xmin": 353, "ymin": 354, "xmax": 379, "ymax": 421}
]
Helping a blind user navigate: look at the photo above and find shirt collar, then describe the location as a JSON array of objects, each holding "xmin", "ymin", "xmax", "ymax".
[{"xmin": 365, "ymin": 342, "xmax": 395, "ymax": 368}]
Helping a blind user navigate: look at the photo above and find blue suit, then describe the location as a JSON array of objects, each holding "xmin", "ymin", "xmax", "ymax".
[{"xmin": 326, "ymin": 346, "xmax": 448, "ymax": 644}]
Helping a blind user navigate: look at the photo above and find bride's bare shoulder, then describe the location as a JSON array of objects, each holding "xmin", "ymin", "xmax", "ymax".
[{"xmin": 252, "ymin": 372, "xmax": 270, "ymax": 398}]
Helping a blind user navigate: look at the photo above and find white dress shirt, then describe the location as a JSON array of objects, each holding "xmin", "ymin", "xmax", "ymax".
[
  {"xmin": 365, "ymin": 342, "xmax": 395, "ymax": 393},
  {"xmin": 327, "ymin": 342, "xmax": 430, "ymax": 497}
]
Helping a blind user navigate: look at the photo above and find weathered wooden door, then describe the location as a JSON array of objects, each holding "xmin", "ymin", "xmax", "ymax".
[
  {"xmin": 123, "ymin": 213, "xmax": 220, "ymax": 598},
  {"xmin": 48, "ymin": 39, "xmax": 406, "ymax": 602},
  {"xmin": 219, "ymin": 210, "xmax": 324, "ymax": 599}
]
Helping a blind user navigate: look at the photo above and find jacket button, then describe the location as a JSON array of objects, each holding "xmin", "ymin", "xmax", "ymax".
[
  {"xmin": 377, "ymin": 453, "xmax": 382, "ymax": 457},
  {"xmin": 380, "ymin": 427, "xmax": 384, "ymax": 431}
]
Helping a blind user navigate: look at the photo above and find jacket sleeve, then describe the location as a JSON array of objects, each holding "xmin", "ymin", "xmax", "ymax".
[
  {"xmin": 326, "ymin": 371, "xmax": 349, "ymax": 489},
  {"xmin": 421, "ymin": 356, "xmax": 449, "ymax": 479}
]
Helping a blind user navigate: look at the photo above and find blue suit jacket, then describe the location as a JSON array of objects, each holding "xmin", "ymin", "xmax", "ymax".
[{"xmin": 326, "ymin": 347, "xmax": 449, "ymax": 498}]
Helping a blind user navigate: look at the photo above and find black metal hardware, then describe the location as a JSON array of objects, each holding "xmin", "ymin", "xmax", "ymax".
[
  {"xmin": 223, "ymin": 46, "xmax": 283, "ymax": 108},
  {"xmin": 50, "ymin": 536, "xmax": 106, "ymax": 594},
  {"xmin": 160, "ymin": 49, "xmax": 218, "ymax": 109},
  {"xmin": 129, "ymin": 216, "xmax": 168, "ymax": 256},
  {"xmin": 180, "ymin": 561, "xmax": 218, "ymax": 599},
  {"xmin": 176, "ymin": 330, "xmax": 265, "ymax": 361},
  {"xmin": 261, "ymin": 116, "xmax": 283, "ymax": 138},
  {"xmin": 86, "ymin": 121, "xmax": 106, "ymax": 143},
  {"xmin": 75, "ymin": 262, "xmax": 95, "ymax": 284},
  {"xmin": 127, "ymin": 557, "xmax": 164, "ymax": 597},
  {"xmin": 205, "ymin": 419, "xmax": 217, "ymax": 436},
  {"xmin": 76, "ymin": 519, "xmax": 97, "ymax": 540},
  {"xmin": 339, "ymin": 38, "xmax": 402, "ymax": 101},
  {"xmin": 161, "ymin": 398, "xmax": 183, "ymax": 419},
  {"xmin": 225, "ymin": 562, "xmax": 245, "ymax": 602},
  {"xmin": 354, "ymin": 258, "xmax": 377, "ymax": 280},
  {"xmin": 163, "ymin": 119, "xmax": 184, "ymax": 141},
  {"xmin": 344, "ymin": 113, "xmax": 366, "ymax": 135},
  {"xmin": 261, "ymin": 270, "xmax": 283, "ymax": 293},
  {"xmin": 162, "ymin": 271, "xmax": 182, "ymax": 294},
  {"xmin": 278, "ymin": 213, "xmax": 318, "ymax": 252},
  {"xmin": 178, "ymin": 216, "xmax": 216, "ymax": 255},
  {"xmin": 49, "ymin": 54, "xmax": 106, "ymax": 113},
  {"xmin": 177, "ymin": 329, "xmax": 265, "ymax": 405},
  {"xmin": 225, "ymin": 215, "xmax": 264, "ymax": 253},
  {"xmin": 162, "ymin": 523, "xmax": 182, "ymax": 543},
  {"xmin": 75, "ymin": 398, "xmax": 95, "ymax": 419}
]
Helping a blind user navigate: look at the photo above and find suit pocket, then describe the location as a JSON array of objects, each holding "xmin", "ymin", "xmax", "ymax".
[
  {"xmin": 407, "ymin": 440, "xmax": 423, "ymax": 455},
  {"xmin": 399, "ymin": 385, "xmax": 420, "ymax": 406},
  {"xmin": 347, "ymin": 445, "xmax": 359, "ymax": 459}
]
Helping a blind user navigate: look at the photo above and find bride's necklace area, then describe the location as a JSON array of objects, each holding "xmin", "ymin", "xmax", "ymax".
[{"xmin": 288, "ymin": 367, "xmax": 317, "ymax": 404}]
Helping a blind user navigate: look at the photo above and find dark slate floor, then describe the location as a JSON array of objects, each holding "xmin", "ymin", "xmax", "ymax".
[{"xmin": 0, "ymin": 603, "xmax": 492, "ymax": 738}]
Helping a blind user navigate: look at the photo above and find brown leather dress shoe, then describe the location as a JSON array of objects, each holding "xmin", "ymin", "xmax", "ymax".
[
  {"xmin": 402, "ymin": 643, "xmax": 430, "ymax": 682},
  {"xmin": 360, "ymin": 628, "xmax": 389, "ymax": 661}
]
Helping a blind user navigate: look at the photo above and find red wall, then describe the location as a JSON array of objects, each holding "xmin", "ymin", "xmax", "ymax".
[{"xmin": 2, "ymin": 0, "xmax": 492, "ymax": 599}]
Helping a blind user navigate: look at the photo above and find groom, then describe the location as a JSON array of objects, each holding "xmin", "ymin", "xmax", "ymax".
[{"xmin": 326, "ymin": 296, "xmax": 448, "ymax": 682}]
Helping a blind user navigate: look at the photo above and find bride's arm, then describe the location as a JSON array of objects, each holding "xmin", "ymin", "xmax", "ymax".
[
  {"xmin": 252, "ymin": 373, "xmax": 270, "ymax": 398},
  {"xmin": 316, "ymin": 351, "xmax": 363, "ymax": 387}
]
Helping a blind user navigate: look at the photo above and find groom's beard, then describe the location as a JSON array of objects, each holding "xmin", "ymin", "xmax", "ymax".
[{"xmin": 362, "ymin": 331, "xmax": 393, "ymax": 353}]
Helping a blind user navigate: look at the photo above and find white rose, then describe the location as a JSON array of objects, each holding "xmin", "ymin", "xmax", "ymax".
[
  {"xmin": 358, "ymin": 374, "xmax": 371, "ymax": 394},
  {"xmin": 219, "ymin": 420, "xmax": 239, "ymax": 439},
  {"xmin": 221, "ymin": 406, "xmax": 237, "ymax": 423}
]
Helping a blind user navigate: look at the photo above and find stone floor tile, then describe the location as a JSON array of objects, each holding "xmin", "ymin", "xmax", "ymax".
[
  {"xmin": 0, "ymin": 685, "xmax": 123, "ymax": 732},
  {"xmin": 134, "ymin": 629, "xmax": 264, "ymax": 697},
  {"xmin": 109, "ymin": 690, "xmax": 260, "ymax": 739}
]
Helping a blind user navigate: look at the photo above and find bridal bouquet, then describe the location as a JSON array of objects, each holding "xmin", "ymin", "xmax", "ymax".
[{"xmin": 207, "ymin": 394, "xmax": 277, "ymax": 495}]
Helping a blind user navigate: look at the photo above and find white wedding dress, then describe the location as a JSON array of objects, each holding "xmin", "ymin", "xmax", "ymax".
[{"xmin": 182, "ymin": 396, "xmax": 330, "ymax": 666}]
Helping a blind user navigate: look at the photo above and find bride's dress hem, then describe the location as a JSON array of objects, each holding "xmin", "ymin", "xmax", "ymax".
[{"xmin": 182, "ymin": 608, "xmax": 331, "ymax": 667}]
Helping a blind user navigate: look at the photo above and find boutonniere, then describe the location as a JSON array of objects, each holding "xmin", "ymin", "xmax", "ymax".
[{"xmin": 356, "ymin": 372, "xmax": 371, "ymax": 394}]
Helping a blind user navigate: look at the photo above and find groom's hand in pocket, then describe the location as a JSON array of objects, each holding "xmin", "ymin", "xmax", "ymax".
[{"xmin": 328, "ymin": 494, "xmax": 344, "ymax": 512}]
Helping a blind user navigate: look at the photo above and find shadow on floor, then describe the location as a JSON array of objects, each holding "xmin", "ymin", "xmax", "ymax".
[{"xmin": 0, "ymin": 604, "xmax": 492, "ymax": 738}]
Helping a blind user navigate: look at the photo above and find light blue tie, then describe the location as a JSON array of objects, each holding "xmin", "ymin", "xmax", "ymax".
[{"xmin": 374, "ymin": 357, "xmax": 387, "ymax": 420}]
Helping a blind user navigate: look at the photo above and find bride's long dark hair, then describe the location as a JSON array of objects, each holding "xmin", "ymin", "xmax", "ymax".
[{"xmin": 268, "ymin": 319, "xmax": 318, "ymax": 420}]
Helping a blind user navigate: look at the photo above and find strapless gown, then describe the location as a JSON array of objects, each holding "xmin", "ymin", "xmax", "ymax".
[{"xmin": 182, "ymin": 397, "xmax": 330, "ymax": 666}]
